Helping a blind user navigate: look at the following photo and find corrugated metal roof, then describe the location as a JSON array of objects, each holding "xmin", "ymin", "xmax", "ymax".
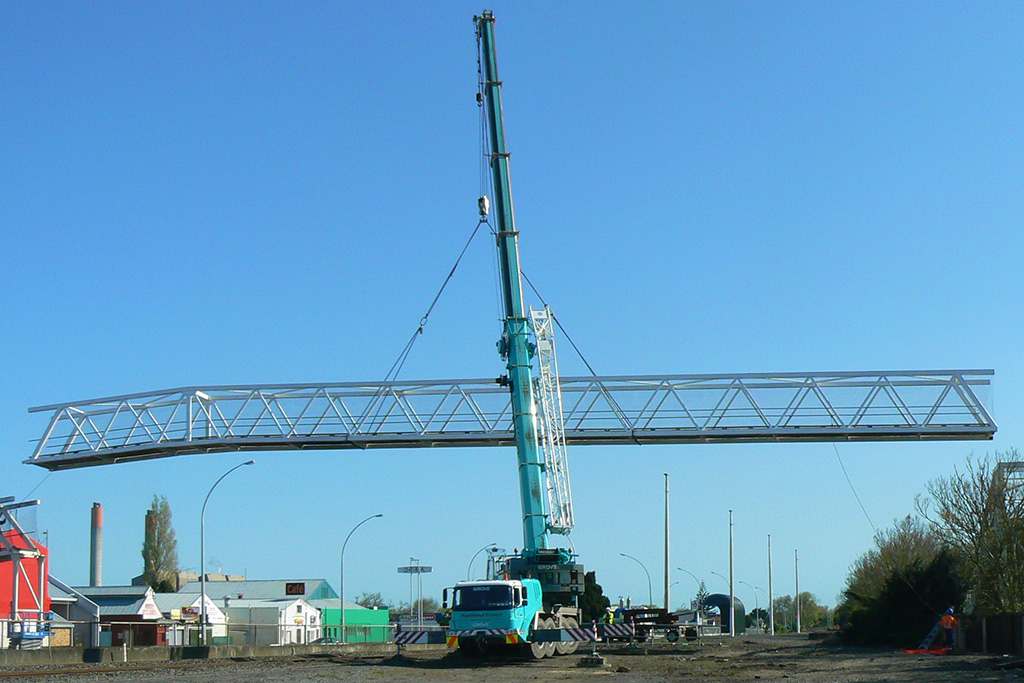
[
  {"xmin": 222, "ymin": 598, "xmax": 307, "ymax": 610},
  {"xmin": 74, "ymin": 585, "xmax": 151, "ymax": 597},
  {"xmin": 71, "ymin": 585, "xmax": 157, "ymax": 618},
  {"xmin": 177, "ymin": 579, "xmax": 337, "ymax": 601},
  {"xmin": 152, "ymin": 593, "xmax": 198, "ymax": 613}
]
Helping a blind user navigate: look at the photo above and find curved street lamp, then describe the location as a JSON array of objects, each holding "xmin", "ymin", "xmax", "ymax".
[
  {"xmin": 200, "ymin": 460, "xmax": 255, "ymax": 645},
  {"xmin": 677, "ymin": 567, "xmax": 704, "ymax": 609},
  {"xmin": 340, "ymin": 513, "xmax": 383, "ymax": 644},
  {"xmin": 467, "ymin": 543, "xmax": 497, "ymax": 580},
  {"xmin": 620, "ymin": 552, "xmax": 653, "ymax": 607},
  {"xmin": 739, "ymin": 580, "xmax": 759, "ymax": 631}
]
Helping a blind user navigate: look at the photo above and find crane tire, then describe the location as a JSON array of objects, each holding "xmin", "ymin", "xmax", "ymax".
[{"xmin": 562, "ymin": 617, "xmax": 579, "ymax": 654}]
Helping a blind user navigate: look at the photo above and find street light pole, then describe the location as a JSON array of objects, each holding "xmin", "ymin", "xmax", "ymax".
[
  {"xmin": 710, "ymin": 571, "xmax": 730, "ymax": 591},
  {"xmin": 340, "ymin": 513, "xmax": 383, "ymax": 644},
  {"xmin": 467, "ymin": 543, "xmax": 497, "ymax": 580},
  {"xmin": 620, "ymin": 553, "xmax": 653, "ymax": 607},
  {"xmin": 677, "ymin": 567, "xmax": 703, "ymax": 610},
  {"xmin": 200, "ymin": 459, "xmax": 254, "ymax": 646},
  {"xmin": 739, "ymin": 580, "xmax": 758, "ymax": 632}
]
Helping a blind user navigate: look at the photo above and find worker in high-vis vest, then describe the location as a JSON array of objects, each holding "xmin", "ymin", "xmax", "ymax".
[{"xmin": 941, "ymin": 607, "xmax": 958, "ymax": 652}]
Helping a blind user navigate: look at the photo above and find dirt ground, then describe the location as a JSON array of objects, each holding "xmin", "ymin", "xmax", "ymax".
[{"xmin": 2, "ymin": 634, "xmax": 1023, "ymax": 682}]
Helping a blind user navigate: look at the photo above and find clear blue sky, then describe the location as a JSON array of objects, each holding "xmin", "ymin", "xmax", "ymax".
[{"xmin": 2, "ymin": 1, "xmax": 1022, "ymax": 613}]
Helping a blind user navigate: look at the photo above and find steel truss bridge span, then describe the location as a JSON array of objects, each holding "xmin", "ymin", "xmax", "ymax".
[{"xmin": 27, "ymin": 369, "xmax": 995, "ymax": 471}]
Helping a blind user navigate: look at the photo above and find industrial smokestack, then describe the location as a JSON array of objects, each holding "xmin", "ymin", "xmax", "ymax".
[{"xmin": 89, "ymin": 502, "xmax": 103, "ymax": 587}]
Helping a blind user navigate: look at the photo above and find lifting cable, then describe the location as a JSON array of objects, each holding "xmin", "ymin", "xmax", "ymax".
[
  {"xmin": 521, "ymin": 270, "xmax": 599, "ymax": 378},
  {"xmin": 377, "ymin": 217, "xmax": 490, "ymax": 389},
  {"xmin": 833, "ymin": 443, "xmax": 943, "ymax": 617},
  {"xmin": 363, "ymin": 216, "xmax": 489, "ymax": 429}
]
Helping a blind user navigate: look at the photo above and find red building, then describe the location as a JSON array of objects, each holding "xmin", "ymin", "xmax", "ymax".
[{"xmin": 1, "ymin": 498, "xmax": 52, "ymax": 649}]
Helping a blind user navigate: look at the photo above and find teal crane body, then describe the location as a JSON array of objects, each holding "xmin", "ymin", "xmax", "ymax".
[{"xmin": 477, "ymin": 10, "xmax": 550, "ymax": 555}]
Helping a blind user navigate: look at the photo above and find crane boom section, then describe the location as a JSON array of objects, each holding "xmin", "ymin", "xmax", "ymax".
[{"xmin": 477, "ymin": 11, "xmax": 549, "ymax": 553}]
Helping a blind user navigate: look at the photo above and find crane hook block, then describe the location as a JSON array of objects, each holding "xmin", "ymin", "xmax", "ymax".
[{"xmin": 478, "ymin": 195, "xmax": 490, "ymax": 216}]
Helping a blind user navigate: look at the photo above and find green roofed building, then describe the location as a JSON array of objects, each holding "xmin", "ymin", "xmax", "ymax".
[{"xmin": 311, "ymin": 599, "xmax": 390, "ymax": 643}]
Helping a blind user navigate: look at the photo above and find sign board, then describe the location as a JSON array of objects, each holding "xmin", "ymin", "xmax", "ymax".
[
  {"xmin": 181, "ymin": 606, "xmax": 199, "ymax": 619},
  {"xmin": 397, "ymin": 566, "xmax": 433, "ymax": 574},
  {"xmin": 285, "ymin": 582, "xmax": 306, "ymax": 596}
]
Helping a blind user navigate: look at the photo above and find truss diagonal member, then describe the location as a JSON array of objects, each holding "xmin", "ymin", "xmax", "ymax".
[
  {"xmin": 390, "ymin": 390, "xmax": 426, "ymax": 433},
  {"xmin": 327, "ymin": 392, "xmax": 362, "ymax": 434},
  {"xmin": 592, "ymin": 379, "xmax": 632, "ymax": 429},
  {"xmin": 705, "ymin": 379, "xmax": 743, "ymax": 430},
  {"xmin": 808, "ymin": 378, "xmax": 844, "ymax": 427},
  {"xmin": 850, "ymin": 383, "xmax": 882, "ymax": 427},
  {"xmin": 282, "ymin": 389, "xmax": 321, "ymax": 438},
  {"xmin": 191, "ymin": 393, "xmax": 227, "ymax": 440},
  {"xmin": 300, "ymin": 388, "xmax": 343, "ymax": 436},
  {"xmin": 29, "ymin": 409, "xmax": 63, "ymax": 461},
  {"xmin": 880, "ymin": 375, "xmax": 919, "ymax": 426},
  {"xmin": 246, "ymin": 391, "xmax": 285, "ymax": 437},
  {"xmin": 124, "ymin": 401, "xmax": 159, "ymax": 446},
  {"xmin": 950, "ymin": 372, "xmax": 994, "ymax": 426},
  {"xmin": 95, "ymin": 401, "xmax": 127, "ymax": 450},
  {"xmin": 737, "ymin": 380, "xmax": 771, "ymax": 428},
  {"xmin": 64, "ymin": 408, "xmax": 98, "ymax": 453},
  {"xmin": 777, "ymin": 382, "xmax": 811, "ymax": 428},
  {"xmin": 638, "ymin": 381, "xmax": 699, "ymax": 431},
  {"xmin": 459, "ymin": 384, "xmax": 497, "ymax": 433},
  {"xmin": 921, "ymin": 380, "xmax": 955, "ymax": 426}
]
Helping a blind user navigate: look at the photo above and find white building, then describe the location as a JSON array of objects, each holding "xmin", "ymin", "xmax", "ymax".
[
  {"xmin": 224, "ymin": 598, "xmax": 320, "ymax": 646},
  {"xmin": 152, "ymin": 592, "xmax": 227, "ymax": 645}
]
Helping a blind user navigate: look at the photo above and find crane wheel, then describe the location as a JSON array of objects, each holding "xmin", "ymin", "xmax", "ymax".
[
  {"xmin": 540, "ymin": 618, "xmax": 557, "ymax": 658},
  {"xmin": 561, "ymin": 617, "xmax": 579, "ymax": 654}
]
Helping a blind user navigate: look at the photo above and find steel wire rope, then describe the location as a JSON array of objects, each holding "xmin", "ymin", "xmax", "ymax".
[
  {"xmin": 833, "ymin": 442, "xmax": 944, "ymax": 619},
  {"xmin": 520, "ymin": 271, "xmax": 631, "ymax": 429},
  {"xmin": 363, "ymin": 217, "xmax": 491, "ymax": 432}
]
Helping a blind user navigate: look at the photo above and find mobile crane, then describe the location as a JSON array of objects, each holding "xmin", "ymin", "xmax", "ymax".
[
  {"xmin": 442, "ymin": 11, "xmax": 586, "ymax": 659},
  {"xmin": 24, "ymin": 8, "xmax": 997, "ymax": 660}
]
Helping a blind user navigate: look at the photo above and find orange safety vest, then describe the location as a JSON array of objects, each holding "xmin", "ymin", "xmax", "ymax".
[{"xmin": 941, "ymin": 614, "xmax": 958, "ymax": 629}]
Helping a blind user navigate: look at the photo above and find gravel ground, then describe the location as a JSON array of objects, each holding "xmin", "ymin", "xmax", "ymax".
[{"xmin": 2, "ymin": 635, "xmax": 1022, "ymax": 682}]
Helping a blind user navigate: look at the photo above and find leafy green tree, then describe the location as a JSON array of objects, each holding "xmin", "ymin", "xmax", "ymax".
[
  {"xmin": 841, "ymin": 515, "xmax": 943, "ymax": 610},
  {"xmin": 773, "ymin": 595, "xmax": 795, "ymax": 632},
  {"xmin": 746, "ymin": 608, "xmax": 768, "ymax": 629},
  {"xmin": 579, "ymin": 571, "xmax": 611, "ymax": 623},
  {"xmin": 141, "ymin": 495, "xmax": 178, "ymax": 592},
  {"xmin": 696, "ymin": 580, "xmax": 710, "ymax": 610},
  {"xmin": 841, "ymin": 549, "xmax": 965, "ymax": 646},
  {"xmin": 796, "ymin": 592, "xmax": 828, "ymax": 628}
]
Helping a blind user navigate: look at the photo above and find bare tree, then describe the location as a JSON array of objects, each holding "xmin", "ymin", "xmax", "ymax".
[
  {"xmin": 356, "ymin": 591, "xmax": 389, "ymax": 609},
  {"xmin": 141, "ymin": 495, "xmax": 179, "ymax": 592},
  {"xmin": 916, "ymin": 450, "xmax": 1024, "ymax": 614}
]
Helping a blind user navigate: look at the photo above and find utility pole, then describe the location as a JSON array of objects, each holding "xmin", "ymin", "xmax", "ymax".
[
  {"xmin": 795, "ymin": 549, "xmax": 800, "ymax": 634},
  {"xmin": 767, "ymin": 534, "xmax": 774, "ymax": 636},
  {"xmin": 728, "ymin": 510, "xmax": 735, "ymax": 637},
  {"xmin": 664, "ymin": 473, "xmax": 670, "ymax": 611}
]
